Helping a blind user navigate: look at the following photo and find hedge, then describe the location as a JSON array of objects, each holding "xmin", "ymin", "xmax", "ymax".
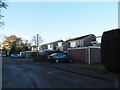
[
  {"xmin": 33, "ymin": 51, "xmax": 61, "ymax": 62},
  {"xmin": 101, "ymin": 29, "xmax": 120, "ymax": 74},
  {"xmin": 33, "ymin": 53, "xmax": 47, "ymax": 62}
]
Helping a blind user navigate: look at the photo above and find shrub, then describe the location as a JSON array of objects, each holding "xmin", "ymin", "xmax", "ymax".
[
  {"xmin": 33, "ymin": 53, "xmax": 47, "ymax": 62},
  {"xmin": 33, "ymin": 51, "xmax": 63, "ymax": 62},
  {"xmin": 101, "ymin": 29, "xmax": 120, "ymax": 74},
  {"xmin": 31, "ymin": 52, "xmax": 37, "ymax": 58}
]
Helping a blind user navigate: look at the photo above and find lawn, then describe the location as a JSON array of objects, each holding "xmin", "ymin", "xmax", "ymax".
[{"xmin": 87, "ymin": 64, "xmax": 106, "ymax": 71}]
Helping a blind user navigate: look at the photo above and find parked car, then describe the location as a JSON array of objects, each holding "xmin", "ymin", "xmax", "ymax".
[
  {"xmin": 47, "ymin": 53, "xmax": 73, "ymax": 63},
  {"xmin": 10, "ymin": 53, "xmax": 21, "ymax": 58}
]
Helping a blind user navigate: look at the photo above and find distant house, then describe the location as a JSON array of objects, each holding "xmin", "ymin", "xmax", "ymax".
[
  {"xmin": 40, "ymin": 34, "xmax": 96, "ymax": 52},
  {"xmin": 63, "ymin": 34, "xmax": 96, "ymax": 51},
  {"xmin": 31, "ymin": 45, "xmax": 38, "ymax": 51},
  {"xmin": 40, "ymin": 40, "xmax": 64, "ymax": 51},
  {"xmin": 0, "ymin": 49, "xmax": 6, "ymax": 57}
]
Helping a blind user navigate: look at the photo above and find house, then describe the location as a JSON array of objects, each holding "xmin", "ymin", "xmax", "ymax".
[
  {"xmin": 40, "ymin": 40, "xmax": 64, "ymax": 51},
  {"xmin": 40, "ymin": 34, "xmax": 96, "ymax": 52},
  {"xmin": 31, "ymin": 45, "xmax": 38, "ymax": 51},
  {"xmin": 63, "ymin": 34, "xmax": 96, "ymax": 51}
]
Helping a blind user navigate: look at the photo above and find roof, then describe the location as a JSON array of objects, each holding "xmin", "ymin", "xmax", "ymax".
[
  {"xmin": 66, "ymin": 34, "xmax": 95, "ymax": 42},
  {"xmin": 41, "ymin": 40, "xmax": 64, "ymax": 46}
]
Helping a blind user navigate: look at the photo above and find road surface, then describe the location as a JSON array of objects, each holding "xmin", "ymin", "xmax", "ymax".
[{"xmin": 2, "ymin": 57, "xmax": 118, "ymax": 88}]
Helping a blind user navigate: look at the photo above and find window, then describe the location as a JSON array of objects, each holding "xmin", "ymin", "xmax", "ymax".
[
  {"xmin": 70, "ymin": 41, "xmax": 76, "ymax": 47},
  {"xmin": 76, "ymin": 40, "xmax": 80, "ymax": 47},
  {"xmin": 80, "ymin": 40, "xmax": 84, "ymax": 46}
]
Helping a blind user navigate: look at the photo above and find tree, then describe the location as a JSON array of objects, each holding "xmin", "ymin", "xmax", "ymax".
[
  {"xmin": 18, "ymin": 39, "xmax": 31, "ymax": 51},
  {"xmin": 2, "ymin": 35, "xmax": 31, "ymax": 56},
  {"xmin": 17, "ymin": 42, "xmax": 31, "ymax": 52},
  {"xmin": 2, "ymin": 35, "xmax": 22, "ymax": 55},
  {"xmin": 0, "ymin": 0, "xmax": 8, "ymax": 27},
  {"xmin": 31, "ymin": 34, "xmax": 43, "ymax": 50},
  {"xmin": 9, "ymin": 41, "xmax": 17, "ymax": 55},
  {"xmin": 31, "ymin": 36, "xmax": 37, "ymax": 46},
  {"xmin": 3, "ymin": 35, "xmax": 22, "ymax": 49}
]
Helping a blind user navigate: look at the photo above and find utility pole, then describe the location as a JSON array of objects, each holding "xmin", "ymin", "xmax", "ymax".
[
  {"xmin": 37, "ymin": 34, "xmax": 39, "ymax": 50},
  {"xmin": 36, "ymin": 34, "xmax": 39, "ymax": 56}
]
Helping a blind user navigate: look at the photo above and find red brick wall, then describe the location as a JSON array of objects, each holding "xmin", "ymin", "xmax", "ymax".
[{"xmin": 68, "ymin": 48, "xmax": 87, "ymax": 63}]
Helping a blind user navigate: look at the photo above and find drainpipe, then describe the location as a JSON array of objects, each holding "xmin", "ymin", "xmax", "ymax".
[{"xmin": 88, "ymin": 46, "xmax": 91, "ymax": 65}]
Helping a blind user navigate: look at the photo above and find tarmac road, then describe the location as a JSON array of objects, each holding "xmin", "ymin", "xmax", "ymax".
[{"xmin": 2, "ymin": 57, "xmax": 118, "ymax": 88}]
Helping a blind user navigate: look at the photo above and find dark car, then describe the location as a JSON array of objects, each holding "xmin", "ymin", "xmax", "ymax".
[
  {"xmin": 47, "ymin": 53, "xmax": 73, "ymax": 63},
  {"xmin": 10, "ymin": 53, "xmax": 21, "ymax": 58}
]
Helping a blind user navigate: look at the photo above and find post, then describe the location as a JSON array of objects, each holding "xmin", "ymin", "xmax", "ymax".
[
  {"xmin": 88, "ymin": 46, "xmax": 91, "ymax": 65},
  {"xmin": 37, "ymin": 34, "xmax": 39, "ymax": 50},
  {"xmin": 37, "ymin": 34, "xmax": 39, "ymax": 56}
]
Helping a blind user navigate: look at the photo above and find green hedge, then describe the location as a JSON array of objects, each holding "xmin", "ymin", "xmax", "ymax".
[
  {"xmin": 101, "ymin": 29, "xmax": 120, "ymax": 74},
  {"xmin": 33, "ymin": 53, "xmax": 47, "ymax": 62},
  {"xmin": 33, "ymin": 51, "xmax": 63, "ymax": 62}
]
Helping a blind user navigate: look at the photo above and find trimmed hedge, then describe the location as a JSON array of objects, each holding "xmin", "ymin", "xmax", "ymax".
[{"xmin": 101, "ymin": 29, "xmax": 120, "ymax": 74}]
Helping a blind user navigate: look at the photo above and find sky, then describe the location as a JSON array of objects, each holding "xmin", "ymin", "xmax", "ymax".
[{"xmin": 0, "ymin": 1, "xmax": 118, "ymax": 44}]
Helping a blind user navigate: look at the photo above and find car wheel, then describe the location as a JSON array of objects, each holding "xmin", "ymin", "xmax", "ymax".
[{"xmin": 55, "ymin": 59, "xmax": 59, "ymax": 63}]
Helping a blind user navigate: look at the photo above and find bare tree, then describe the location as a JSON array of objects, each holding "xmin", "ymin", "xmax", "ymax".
[
  {"xmin": 31, "ymin": 34, "xmax": 43, "ymax": 47},
  {"xmin": 32, "ymin": 36, "xmax": 37, "ymax": 46}
]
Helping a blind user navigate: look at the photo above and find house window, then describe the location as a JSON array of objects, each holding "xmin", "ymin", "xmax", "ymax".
[
  {"xmin": 58, "ymin": 42, "xmax": 62, "ymax": 47},
  {"xmin": 50, "ymin": 44, "xmax": 54, "ymax": 50},
  {"xmin": 76, "ymin": 40, "xmax": 80, "ymax": 47},
  {"xmin": 70, "ymin": 41, "xmax": 76, "ymax": 47},
  {"xmin": 48, "ymin": 45, "xmax": 51, "ymax": 49},
  {"xmin": 80, "ymin": 40, "xmax": 84, "ymax": 46}
]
